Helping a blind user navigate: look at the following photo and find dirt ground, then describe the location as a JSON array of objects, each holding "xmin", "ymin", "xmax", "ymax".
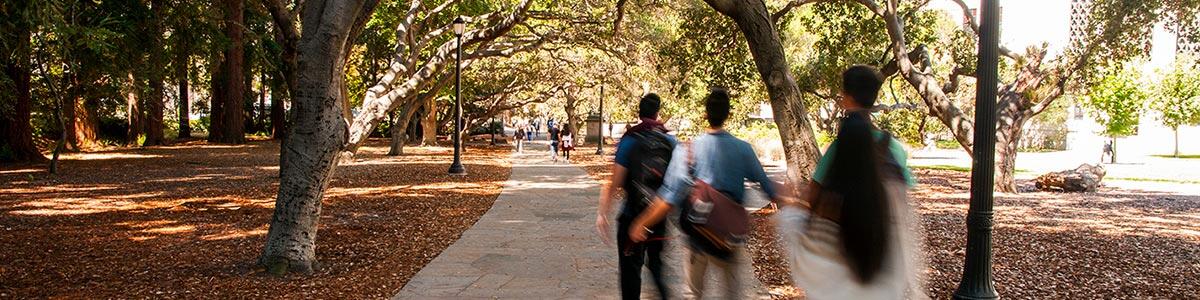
[
  {"xmin": 0, "ymin": 139, "xmax": 511, "ymax": 298},
  {"xmin": 572, "ymin": 149, "xmax": 1200, "ymax": 299}
]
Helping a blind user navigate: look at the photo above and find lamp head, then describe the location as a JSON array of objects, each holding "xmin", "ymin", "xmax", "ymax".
[{"xmin": 453, "ymin": 16, "xmax": 465, "ymax": 36}]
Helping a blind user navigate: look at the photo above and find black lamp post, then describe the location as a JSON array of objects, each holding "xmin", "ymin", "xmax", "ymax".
[
  {"xmin": 953, "ymin": 1, "xmax": 999, "ymax": 299},
  {"xmin": 490, "ymin": 115, "xmax": 497, "ymax": 146},
  {"xmin": 448, "ymin": 16, "xmax": 467, "ymax": 176},
  {"xmin": 595, "ymin": 85, "xmax": 604, "ymax": 155}
]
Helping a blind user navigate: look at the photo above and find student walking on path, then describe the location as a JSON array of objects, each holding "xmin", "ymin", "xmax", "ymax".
[
  {"xmin": 514, "ymin": 126, "xmax": 526, "ymax": 153},
  {"xmin": 596, "ymin": 94, "xmax": 675, "ymax": 299},
  {"xmin": 629, "ymin": 88, "xmax": 788, "ymax": 299},
  {"xmin": 560, "ymin": 125, "xmax": 574, "ymax": 162},
  {"xmin": 549, "ymin": 125, "xmax": 560, "ymax": 162},
  {"xmin": 777, "ymin": 65, "xmax": 925, "ymax": 299}
]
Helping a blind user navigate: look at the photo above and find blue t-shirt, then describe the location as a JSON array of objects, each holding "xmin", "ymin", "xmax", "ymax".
[
  {"xmin": 614, "ymin": 132, "xmax": 677, "ymax": 167},
  {"xmin": 657, "ymin": 131, "xmax": 779, "ymax": 206}
]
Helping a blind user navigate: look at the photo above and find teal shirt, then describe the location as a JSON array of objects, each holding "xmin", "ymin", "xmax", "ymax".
[{"xmin": 812, "ymin": 131, "xmax": 916, "ymax": 187}]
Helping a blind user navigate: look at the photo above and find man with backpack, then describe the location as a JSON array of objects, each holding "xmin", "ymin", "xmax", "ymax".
[
  {"xmin": 629, "ymin": 88, "xmax": 788, "ymax": 299},
  {"xmin": 596, "ymin": 93, "xmax": 675, "ymax": 300}
]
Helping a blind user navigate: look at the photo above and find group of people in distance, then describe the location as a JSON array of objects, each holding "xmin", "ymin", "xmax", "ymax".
[
  {"xmin": 596, "ymin": 65, "xmax": 925, "ymax": 299},
  {"xmin": 512, "ymin": 119, "xmax": 574, "ymax": 161}
]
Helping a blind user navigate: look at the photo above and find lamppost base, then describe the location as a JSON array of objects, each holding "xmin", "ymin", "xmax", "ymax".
[
  {"xmin": 448, "ymin": 164, "xmax": 467, "ymax": 175},
  {"xmin": 595, "ymin": 148, "xmax": 603, "ymax": 155}
]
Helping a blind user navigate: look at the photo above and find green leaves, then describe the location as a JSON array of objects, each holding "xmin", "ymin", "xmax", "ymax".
[
  {"xmin": 1152, "ymin": 56, "xmax": 1200, "ymax": 129},
  {"xmin": 1085, "ymin": 64, "xmax": 1147, "ymax": 138}
]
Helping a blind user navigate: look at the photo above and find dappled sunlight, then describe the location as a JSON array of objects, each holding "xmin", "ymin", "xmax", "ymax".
[
  {"xmin": 200, "ymin": 225, "xmax": 269, "ymax": 241},
  {"xmin": 59, "ymin": 152, "xmax": 165, "ymax": 161}
]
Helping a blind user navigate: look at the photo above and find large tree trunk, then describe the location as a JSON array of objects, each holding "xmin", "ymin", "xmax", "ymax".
[
  {"xmin": 126, "ymin": 72, "xmax": 143, "ymax": 145},
  {"xmin": 421, "ymin": 97, "xmax": 437, "ymax": 145},
  {"xmin": 994, "ymin": 99, "xmax": 1028, "ymax": 193},
  {"xmin": 210, "ymin": 0, "xmax": 245, "ymax": 144},
  {"xmin": 270, "ymin": 69, "xmax": 288, "ymax": 139},
  {"xmin": 176, "ymin": 30, "xmax": 192, "ymax": 139},
  {"xmin": 704, "ymin": 0, "xmax": 822, "ymax": 182},
  {"xmin": 388, "ymin": 102, "xmax": 421, "ymax": 156},
  {"xmin": 259, "ymin": 0, "xmax": 377, "ymax": 274},
  {"xmin": 1, "ymin": 14, "xmax": 44, "ymax": 162},
  {"xmin": 143, "ymin": 0, "xmax": 166, "ymax": 146}
]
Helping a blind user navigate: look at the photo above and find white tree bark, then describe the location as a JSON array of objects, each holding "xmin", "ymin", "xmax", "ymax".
[{"xmin": 258, "ymin": 0, "xmax": 377, "ymax": 274}]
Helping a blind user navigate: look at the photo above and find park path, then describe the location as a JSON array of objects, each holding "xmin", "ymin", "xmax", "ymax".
[{"xmin": 394, "ymin": 142, "xmax": 768, "ymax": 299}]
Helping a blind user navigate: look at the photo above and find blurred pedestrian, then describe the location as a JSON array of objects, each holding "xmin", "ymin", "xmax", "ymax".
[
  {"xmin": 630, "ymin": 88, "xmax": 788, "ymax": 299},
  {"xmin": 549, "ymin": 125, "xmax": 560, "ymax": 162},
  {"xmin": 515, "ymin": 126, "xmax": 526, "ymax": 153},
  {"xmin": 596, "ymin": 93, "xmax": 674, "ymax": 299},
  {"xmin": 777, "ymin": 65, "xmax": 924, "ymax": 299},
  {"xmin": 560, "ymin": 125, "xmax": 574, "ymax": 161}
]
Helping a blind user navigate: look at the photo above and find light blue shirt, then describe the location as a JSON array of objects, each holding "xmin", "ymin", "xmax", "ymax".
[{"xmin": 657, "ymin": 131, "xmax": 779, "ymax": 206}]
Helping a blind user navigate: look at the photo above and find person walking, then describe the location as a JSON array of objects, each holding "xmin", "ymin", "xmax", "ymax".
[
  {"xmin": 560, "ymin": 125, "xmax": 574, "ymax": 161},
  {"xmin": 596, "ymin": 94, "xmax": 674, "ymax": 299},
  {"xmin": 514, "ymin": 126, "xmax": 526, "ymax": 153},
  {"xmin": 777, "ymin": 65, "xmax": 924, "ymax": 299},
  {"xmin": 629, "ymin": 88, "xmax": 788, "ymax": 299},
  {"xmin": 549, "ymin": 125, "xmax": 560, "ymax": 162}
]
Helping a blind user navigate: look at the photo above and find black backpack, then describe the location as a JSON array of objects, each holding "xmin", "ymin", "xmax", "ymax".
[{"xmin": 620, "ymin": 130, "xmax": 674, "ymax": 218}]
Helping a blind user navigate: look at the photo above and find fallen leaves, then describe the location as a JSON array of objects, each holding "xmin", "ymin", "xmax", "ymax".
[{"xmin": 0, "ymin": 139, "xmax": 512, "ymax": 298}]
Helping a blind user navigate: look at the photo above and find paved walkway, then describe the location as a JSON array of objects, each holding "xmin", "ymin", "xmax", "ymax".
[{"xmin": 395, "ymin": 143, "xmax": 767, "ymax": 299}]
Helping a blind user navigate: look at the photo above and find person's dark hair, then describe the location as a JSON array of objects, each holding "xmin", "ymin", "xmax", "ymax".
[
  {"xmin": 842, "ymin": 65, "xmax": 885, "ymax": 108},
  {"xmin": 639, "ymin": 93, "xmax": 662, "ymax": 119},
  {"xmin": 704, "ymin": 88, "xmax": 731, "ymax": 128},
  {"xmin": 827, "ymin": 111, "xmax": 892, "ymax": 283}
]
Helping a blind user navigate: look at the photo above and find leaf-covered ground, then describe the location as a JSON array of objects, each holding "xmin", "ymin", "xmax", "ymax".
[
  {"xmin": 0, "ymin": 139, "xmax": 511, "ymax": 298},
  {"xmin": 573, "ymin": 150, "xmax": 1200, "ymax": 299}
]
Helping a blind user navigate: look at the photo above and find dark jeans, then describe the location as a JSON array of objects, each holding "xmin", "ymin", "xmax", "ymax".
[{"xmin": 617, "ymin": 216, "xmax": 669, "ymax": 300}]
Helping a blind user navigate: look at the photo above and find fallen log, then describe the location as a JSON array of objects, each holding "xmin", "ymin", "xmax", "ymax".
[{"xmin": 1034, "ymin": 164, "xmax": 1106, "ymax": 192}]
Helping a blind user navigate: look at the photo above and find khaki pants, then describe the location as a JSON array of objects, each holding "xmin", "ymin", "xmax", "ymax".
[{"xmin": 684, "ymin": 247, "xmax": 742, "ymax": 299}]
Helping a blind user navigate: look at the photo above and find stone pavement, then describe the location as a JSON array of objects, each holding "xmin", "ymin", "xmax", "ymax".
[{"xmin": 395, "ymin": 143, "xmax": 768, "ymax": 299}]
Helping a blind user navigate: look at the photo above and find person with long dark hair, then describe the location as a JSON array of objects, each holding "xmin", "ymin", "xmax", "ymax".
[{"xmin": 778, "ymin": 65, "xmax": 924, "ymax": 299}]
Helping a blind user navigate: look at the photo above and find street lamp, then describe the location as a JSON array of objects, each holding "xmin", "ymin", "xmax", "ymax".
[
  {"xmin": 490, "ymin": 115, "xmax": 497, "ymax": 146},
  {"xmin": 448, "ymin": 16, "xmax": 467, "ymax": 176},
  {"xmin": 595, "ymin": 85, "xmax": 604, "ymax": 155},
  {"xmin": 953, "ymin": 0, "xmax": 999, "ymax": 299}
]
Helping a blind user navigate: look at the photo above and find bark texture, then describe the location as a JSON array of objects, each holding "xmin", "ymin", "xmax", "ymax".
[
  {"xmin": 210, "ymin": 0, "xmax": 246, "ymax": 144},
  {"xmin": 1, "ymin": 11, "xmax": 43, "ymax": 162},
  {"xmin": 143, "ymin": 0, "xmax": 166, "ymax": 146},
  {"xmin": 258, "ymin": 0, "xmax": 379, "ymax": 274},
  {"xmin": 705, "ymin": 0, "xmax": 823, "ymax": 183},
  {"xmin": 176, "ymin": 29, "xmax": 192, "ymax": 139}
]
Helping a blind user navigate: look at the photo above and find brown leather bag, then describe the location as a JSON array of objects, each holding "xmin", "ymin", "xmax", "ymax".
[{"xmin": 678, "ymin": 144, "xmax": 750, "ymax": 260}]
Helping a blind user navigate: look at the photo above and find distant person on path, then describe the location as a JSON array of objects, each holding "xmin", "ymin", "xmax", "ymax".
[
  {"xmin": 514, "ymin": 126, "xmax": 526, "ymax": 153},
  {"xmin": 630, "ymin": 88, "xmax": 788, "ymax": 299},
  {"xmin": 560, "ymin": 125, "xmax": 574, "ymax": 161},
  {"xmin": 596, "ymin": 93, "xmax": 675, "ymax": 299},
  {"xmin": 778, "ymin": 65, "xmax": 924, "ymax": 299},
  {"xmin": 1101, "ymin": 140, "xmax": 1113, "ymax": 163},
  {"xmin": 549, "ymin": 125, "xmax": 560, "ymax": 162}
]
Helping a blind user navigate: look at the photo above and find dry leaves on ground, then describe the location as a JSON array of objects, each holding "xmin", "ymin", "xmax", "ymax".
[{"xmin": 0, "ymin": 139, "xmax": 511, "ymax": 299}]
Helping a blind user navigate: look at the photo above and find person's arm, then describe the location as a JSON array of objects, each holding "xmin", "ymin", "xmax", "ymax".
[
  {"xmin": 630, "ymin": 198, "xmax": 672, "ymax": 242},
  {"xmin": 743, "ymin": 145, "xmax": 790, "ymax": 204},
  {"xmin": 595, "ymin": 164, "xmax": 627, "ymax": 245},
  {"xmin": 630, "ymin": 146, "xmax": 690, "ymax": 242}
]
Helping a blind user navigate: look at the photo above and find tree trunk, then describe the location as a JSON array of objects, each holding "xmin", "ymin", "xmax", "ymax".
[
  {"xmin": 704, "ymin": 0, "xmax": 822, "ymax": 182},
  {"xmin": 270, "ymin": 68, "xmax": 287, "ymax": 139},
  {"xmin": 388, "ymin": 102, "xmax": 421, "ymax": 156},
  {"xmin": 177, "ymin": 31, "xmax": 192, "ymax": 139},
  {"xmin": 259, "ymin": 71, "xmax": 268, "ymax": 131},
  {"xmin": 1, "ymin": 15, "xmax": 44, "ymax": 162},
  {"xmin": 1110, "ymin": 137, "xmax": 1117, "ymax": 164},
  {"xmin": 210, "ymin": 0, "xmax": 245, "ymax": 144},
  {"xmin": 259, "ymin": 0, "xmax": 377, "ymax": 274},
  {"xmin": 143, "ymin": 0, "xmax": 166, "ymax": 146},
  {"xmin": 421, "ymin": 97, "xmax": 437, "ymax": 145},
  {"xmin": 126, "ymin": 72, "xmax": 143, "ymax": 145},
  {"xmin": 1174, "ymin": 128, "xmax": 1180, "ymax": 157}
]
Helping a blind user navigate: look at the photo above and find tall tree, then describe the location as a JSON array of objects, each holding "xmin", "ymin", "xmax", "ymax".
[
  {"xmin": 703, "ymin": 0, "xmax": 824, "ymax": 183},
  {"xmin": 1153, "ymin": 56, "xmax": 1200, "ymax": 157},
  {"xmin": 175, "ymin": 25, "xmax": 192, "ymax": 139},
  {"xmin": 258, "ymin": 0, "xmax": 380, "ymax": 274},
  {"xmin": 800, "ymin": 0, "xmax": 1200, "ymax": 192},
  {"xmin": 143, "ymin": 0, "xmax": 167, "ymax": 145},
  {"xmin": 1087, "ymin": 65, "xmax": 1147, "ymax": 163},
  {"xmin": 209, "ymin": 0, "xmax": 246, "ymax": 144},
  {"xmin": 0, "ymin": 0, "xmax": 44, "ymax": 162}
]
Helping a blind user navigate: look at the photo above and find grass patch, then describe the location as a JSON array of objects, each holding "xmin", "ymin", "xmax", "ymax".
[
  {"xmin": 1108, "ymin": 177, "xmax": 1200, "ymax": 184},
  {"xmin": 1151, "ymin": 154, "xmax": 1200, "ymax": 159},
  {"xmin": 913, "ymin": 164, "xmax": 1030, "ymax": 173}
]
